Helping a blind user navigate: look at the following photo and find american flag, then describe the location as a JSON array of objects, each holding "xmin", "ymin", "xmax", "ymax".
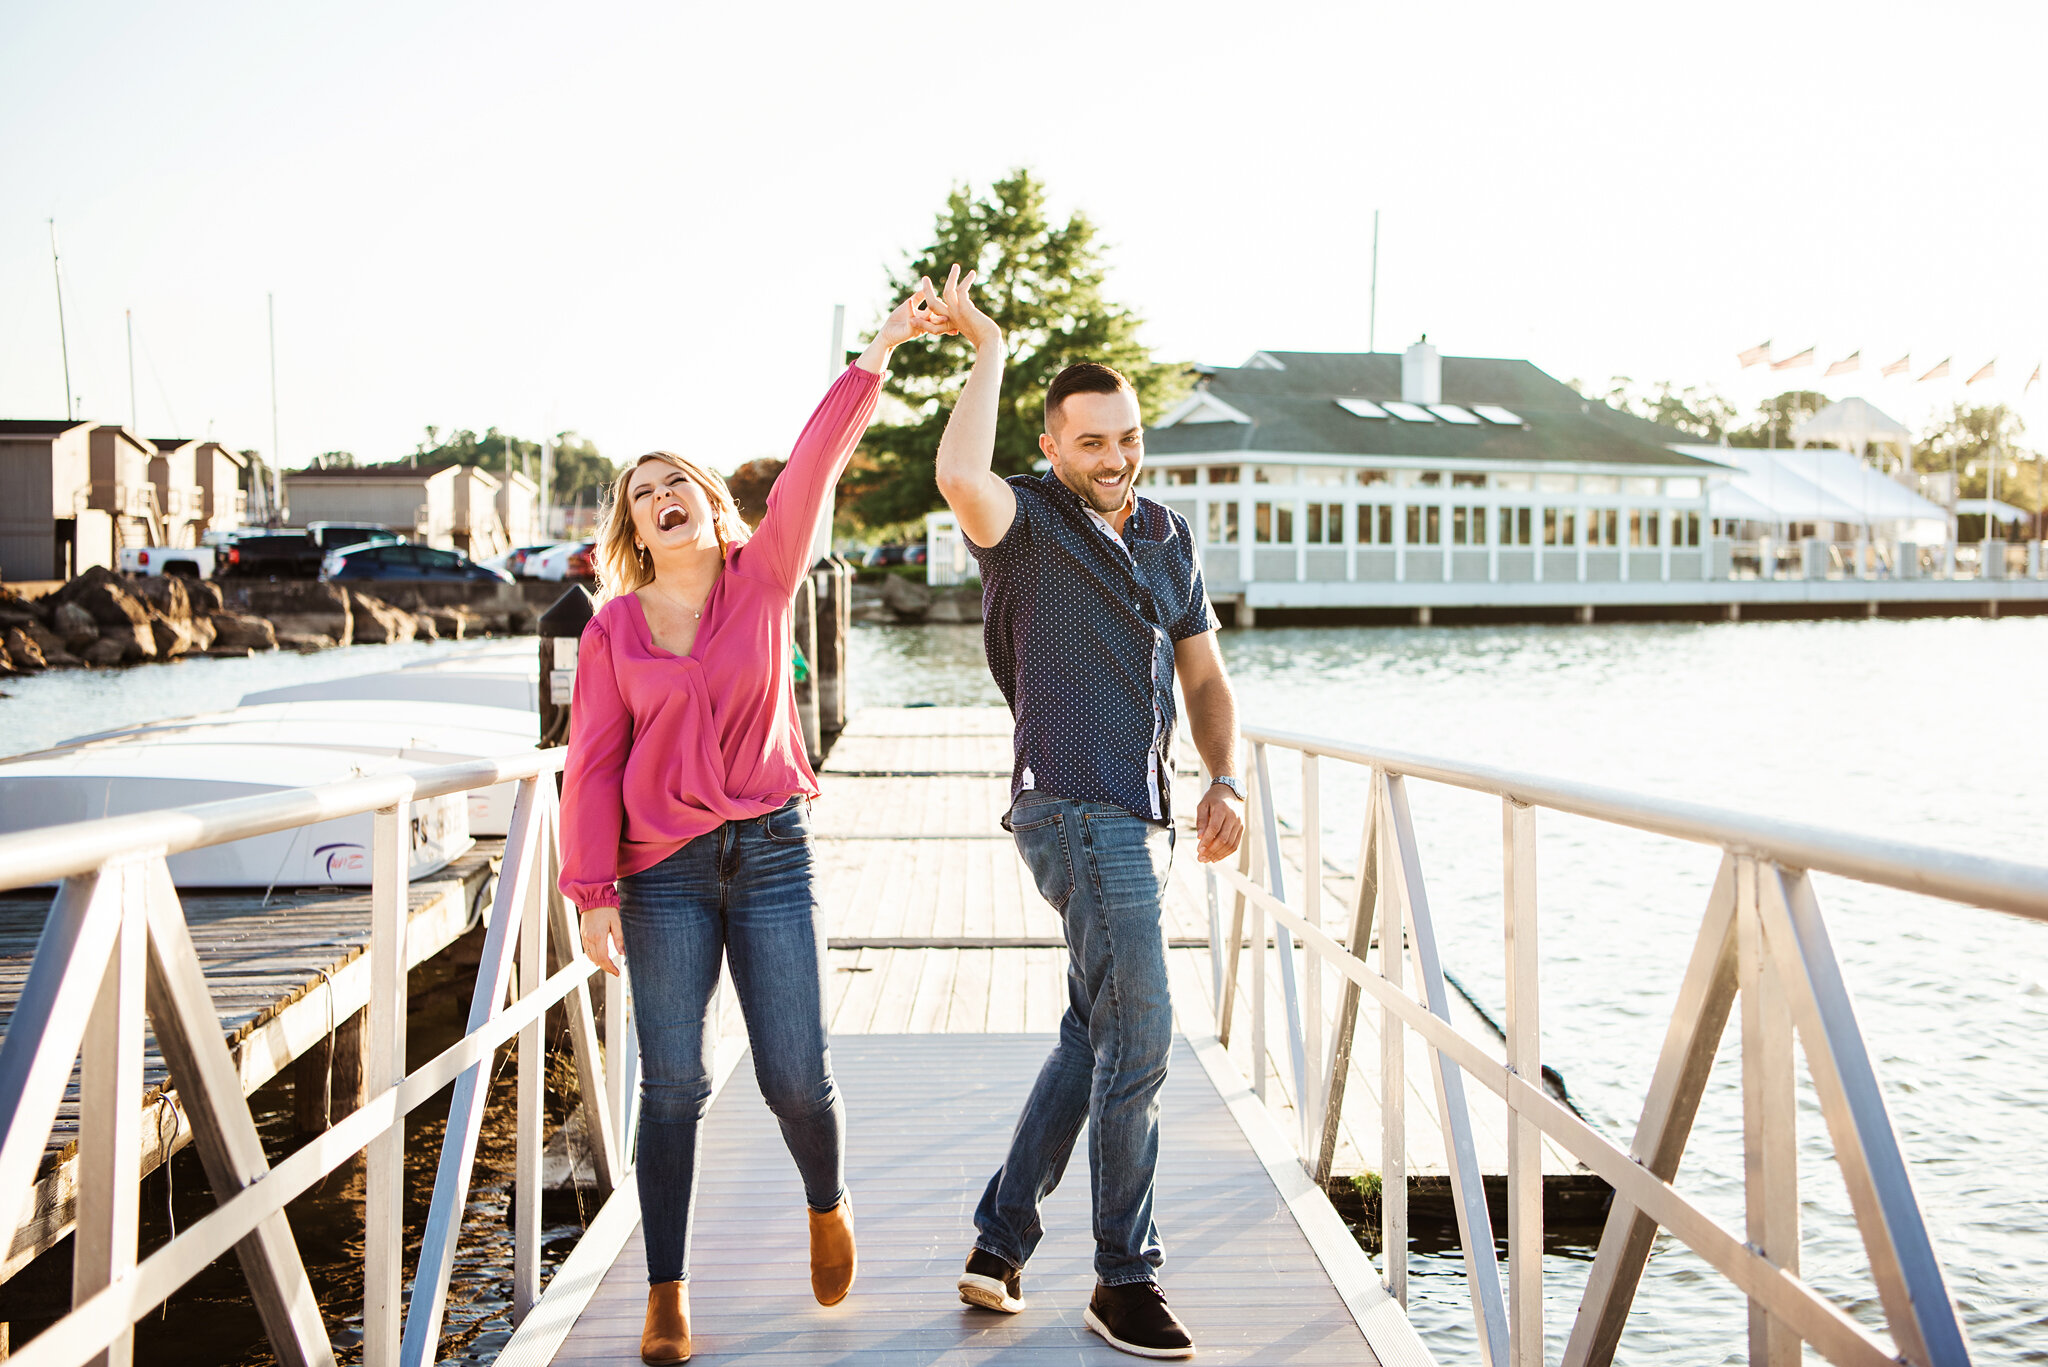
[
  {"xmin": 1966, "ymin": 359, "xmax": 1996, "ymax": 386},
  {"xmin": 1770, "ymin": 346, "xmax": 1815, "ymax": 371},
  {"xmin": 1881, "ymin": 354, "xmax": 1911, "ymax": 378},
  {"xmin": 1825, "ymin": 351, "xmax": 1861, "ymax": 377},
  {"xmin": 1917, "ymin": 358, "xmax": 1951, "ymax": 382},
  {"xmin": 1736, "ymin": 340, "xmax": 1772, "ymax": 368}
]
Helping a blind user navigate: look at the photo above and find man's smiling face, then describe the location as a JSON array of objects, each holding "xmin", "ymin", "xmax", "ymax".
[{"xmin": 1042, "ymin": 388, "xmax": 1145, "ymax": 516}]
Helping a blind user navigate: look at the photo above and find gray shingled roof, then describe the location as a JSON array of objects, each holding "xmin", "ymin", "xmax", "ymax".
[
  {"xmin": 1147, "ymin": 351, "xmax": 1723, "ymax": 470},
  {"xmin": 0, "ymin": 419, "xmax": 92, "ymax": 437}
]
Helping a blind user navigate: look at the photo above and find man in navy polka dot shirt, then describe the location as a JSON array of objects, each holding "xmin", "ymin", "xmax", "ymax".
[{"xmin": 922, "ymin": 266, "xmax": 1245, "ymax": 1360}]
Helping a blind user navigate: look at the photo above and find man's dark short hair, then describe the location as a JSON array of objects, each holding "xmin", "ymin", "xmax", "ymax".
[{"xmin": 1044, "ymin": 363, "xmax": 1137, "ymax": 435}]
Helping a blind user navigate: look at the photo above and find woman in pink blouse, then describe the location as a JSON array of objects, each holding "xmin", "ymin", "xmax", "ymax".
[{"xmin": 562, "ymin": 281, "xmax": 953, "ymax": 1364}]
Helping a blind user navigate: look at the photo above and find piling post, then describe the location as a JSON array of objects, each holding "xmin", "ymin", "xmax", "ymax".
[{"xmin": 794, "ymin": 575, "xmax": 822, "ymax": 766}]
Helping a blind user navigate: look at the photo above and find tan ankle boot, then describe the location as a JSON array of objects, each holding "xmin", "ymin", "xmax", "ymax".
[
  {"xmin": 808, "ymin": 1199, "xmax": 857, "ymax": 1305},
  {"xmin": 640, "ymin": 1281, "xmax": 691, "ymax": 1364}
]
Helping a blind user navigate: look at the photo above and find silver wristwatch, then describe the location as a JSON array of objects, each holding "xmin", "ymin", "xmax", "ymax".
[{"xmin": 1209, "ymin": 775, "xmax": 1245, "ymax": 802}]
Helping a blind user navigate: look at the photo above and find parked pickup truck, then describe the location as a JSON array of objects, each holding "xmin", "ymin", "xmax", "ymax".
[
  {"xmin": 214, "ymin": 532, "xmax": 328, "ymax": 580},
  {"xmin": 117, "ymin": 545, "xmax": 219, "ymax": 578}
]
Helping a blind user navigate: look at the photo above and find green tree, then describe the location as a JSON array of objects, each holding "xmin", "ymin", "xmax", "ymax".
[
  {"xmin": 841, "ymin": 170, "xmax": 1188, "ymax": 528},
  {"xmin": 1914, "ymin": 403, "xmax": 2035, "ymax": 503},
  {"xmin": 1729, "ymin": 391, "xmax": 1830, "ymax": 448},
  {"xmin": 1596, "ymin": 378, "xmax": 1736, "ymax": 440},
  {"xmin": 316, "ymin": 450, "xmax": 358, "ymax": 468}
]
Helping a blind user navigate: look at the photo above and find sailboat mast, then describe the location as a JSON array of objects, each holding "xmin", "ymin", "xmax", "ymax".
[{"xmin": 49, "ymin": 220, "xmax": 73, "ymax": 420}]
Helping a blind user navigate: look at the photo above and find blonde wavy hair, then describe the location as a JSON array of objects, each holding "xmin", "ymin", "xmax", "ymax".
[{"xmin": 592, "ymin": 453, "xmax": 752, "ymax": 602}]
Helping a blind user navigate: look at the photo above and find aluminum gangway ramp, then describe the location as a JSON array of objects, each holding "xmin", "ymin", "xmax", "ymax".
[{"xmin": 506, "ymin": 1033, "xmax": 1431, "ymax": 1367}]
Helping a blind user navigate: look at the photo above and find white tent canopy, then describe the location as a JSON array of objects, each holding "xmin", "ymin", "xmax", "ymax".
[
  {"xmin": 1675, "ymin": 443, "xmax": 1951, "ymax": 539},
  {"xmin": 1790, "ymin": 397, "xmax": 1913, "ymax": 456},
  {"xmin": 1954, "ymin": 496, "xmax": 2028, "ymax": 521}
]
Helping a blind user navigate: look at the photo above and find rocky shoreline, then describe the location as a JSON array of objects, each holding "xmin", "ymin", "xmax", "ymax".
[
  {"xmin": 0, "ymin": 568, "xmax": 535, "ymax": 674},
  {"xmin": 857, "ymin": 574, "xmax": 984, "ymax": 624}
]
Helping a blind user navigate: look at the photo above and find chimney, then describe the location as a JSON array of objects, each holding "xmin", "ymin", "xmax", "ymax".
[{"xmin": 1402, "ymin": 335, "xmax": 1441, "ymax": 405}]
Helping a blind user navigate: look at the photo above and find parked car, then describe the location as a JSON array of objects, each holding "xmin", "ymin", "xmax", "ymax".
[
  {"xmin": 861, "ymin": 543, "xmax": 910, "ymax": 568},
  {"xmin": 484, "ymin": 542, "xmax": 567, "ymax": 579},
  {"xmin": 530, "ymin": 540, "xmax": 597, "ymax": 581},
  {"xmin": 216, "ymin": 532, "xmax": 327, "ymax": 580},
  {"xmin": 117, "ymin": 545, "xmax": 219, "ymax": 578},
  {"xmin": 322, "ymin": 542, "xmax": 514, "ymax": 583}
]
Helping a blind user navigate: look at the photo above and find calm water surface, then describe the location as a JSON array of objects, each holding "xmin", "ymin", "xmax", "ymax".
[
  {"xmin": 4, "ymin": 626, "xmax": 2042, "ymax": 1362},
  {"xmin": 853, "ymin": 617, "xmax": 2048, "ymax": 1364}
]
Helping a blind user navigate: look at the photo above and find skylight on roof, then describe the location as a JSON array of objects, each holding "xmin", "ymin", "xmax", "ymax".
[
  {"xmin": 1428, "ymin": 405, "xmax": 1481, "ymax": 424},
  {"xmin": 1335, "ymin": 398, "xmax": 1388, "ymax": 419},
  {"xmin": 1473, "ymin": 404, "xmax": 1524, "ymax": 425},
  {"xmin": 1382, "ymin": 401, "xmax": 1436, "ymax": 422}
]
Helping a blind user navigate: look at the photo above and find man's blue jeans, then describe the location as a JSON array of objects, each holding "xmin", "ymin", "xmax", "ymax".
[
  {"xmin": 974, "ymin": 791, "xmax": 1177, "ymax": 1286},
  {"xmin": 616, "ymin": 797, "xmax": 845, "ymax": 1285}
]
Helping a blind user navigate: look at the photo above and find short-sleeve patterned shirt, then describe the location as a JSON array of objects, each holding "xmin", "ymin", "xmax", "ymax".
[{"xmin": 967, "ymin": 472, "xmax": 1221, "ymax": 824}]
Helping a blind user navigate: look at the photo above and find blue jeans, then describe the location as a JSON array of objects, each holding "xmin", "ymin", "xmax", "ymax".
[
  {"xmin": 616, "ymin": 796, "xmax": 845, "ymax": 1285},
  {"xmin": 974, "ymin": 792, "xmax": 1177, "ymax": 1286}
]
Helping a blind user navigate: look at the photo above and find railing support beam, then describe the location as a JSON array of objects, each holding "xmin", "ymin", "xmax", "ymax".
[{"xmin": 1503, "ymin": 800, "xmax": 1541, "ymax": 1367}]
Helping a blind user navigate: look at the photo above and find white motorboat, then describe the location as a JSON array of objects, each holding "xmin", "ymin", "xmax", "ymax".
[
  {"xmin": 38, "ymin": 705, "xmax": 536, "ymax": 835},
  {"xmin": 241, "ymin": 657, "xmax": 541, "ymax": 713},
  {"xmin": 0, "ymin": 743, "xmax": 471, "ymax": 887}
]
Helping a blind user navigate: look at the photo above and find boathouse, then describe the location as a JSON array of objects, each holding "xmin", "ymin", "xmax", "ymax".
[
  {"xmin": 144, "ymin": 437, "xmax": 206, "ymax": 548},
  {"xmin": 0, "ymin": 419, "xmax": 107, "ymax": 581},
  {"xmin": 1141, "ymin": 341, "xmax": 1732, "ymax": 618}
]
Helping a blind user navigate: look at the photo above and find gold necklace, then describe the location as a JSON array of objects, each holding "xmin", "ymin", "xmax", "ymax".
[{"xmin": 644, "ymin": 579, "xmax": 708, "ymax": 620}]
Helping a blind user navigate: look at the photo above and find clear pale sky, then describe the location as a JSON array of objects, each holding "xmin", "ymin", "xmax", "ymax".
[{"xmin": 2, "ymin": 1, "xmax": 2042, "ymax": 475}]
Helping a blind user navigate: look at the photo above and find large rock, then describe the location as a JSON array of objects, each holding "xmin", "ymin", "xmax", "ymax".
[
  {"xmin": 131, "ymin": 575, "xmax": 193, "ymax": 623},
  {"xmin": 250, "ymin": 582, "xmax": 351, "ymax": 646},
  {"xmin": 53, "ymin": 566, "xmax": 153, "ymax": 633},
  {"xmin": 53, "ymin": 602, "xmax": 99, "ymax": 651},
  {"xmin": 146, "ymin": 610, "xmax": 213, "ymax": 657},
  {"xmin": 185, "ymin": 579, "xmax": 224, "ymax": 614},
  {"xmin": 208, "ymin": 612, "xmax": 277, "ymax": 652},
  {"xmin": 347, "ymin": 591, "xmax": 417, "ymax": 645},
  {"xmin": 93, "ymin": 622, "xmax": 157, "ymax": 665},
  {"xmin": 22, "ymin": 620, "xmax": 80, "ymax": 668},
  {"xmin": 878, "ymin": 573, "xmax": 932, "ymax": 621},
  {"xmin": 5, "ymin": 626, "xmax": 47, "ymax": 671}
]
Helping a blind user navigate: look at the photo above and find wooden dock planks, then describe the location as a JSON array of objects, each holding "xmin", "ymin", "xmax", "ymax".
[
  {"xmin": 0, "ymin": 843, "xmax": 500, "ymax": 1279},
  {"xmin": 549, "ymin": 1035, "xmax": 1385, "ymax": 1367}
]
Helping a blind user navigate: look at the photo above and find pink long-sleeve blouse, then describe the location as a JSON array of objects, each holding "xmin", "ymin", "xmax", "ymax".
[{"xmin": 558, "ymin": 364, "xmax": 880, "ymax": 911}]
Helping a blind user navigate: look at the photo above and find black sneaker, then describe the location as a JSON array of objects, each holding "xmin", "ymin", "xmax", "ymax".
[
  {"xmin": 1084, "ymin": 1281, "xmax": 1195, "ymax": 1359},
  {"xmin": 957, "ymin": 1247, "xmax": 1026, "ymax": 1314}
]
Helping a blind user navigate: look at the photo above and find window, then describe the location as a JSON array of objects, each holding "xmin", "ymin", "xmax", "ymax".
[
  {"xmin": 1253, "ymin": 465, "xmax": 1294, "ymax": 484},
  {"xmin": 1452, "ymin": 505, "xmax": 1488, "ymax": 545},
  {"xmin": 1498, "ymin": 506, "xmax": 1533, "ymax": 545},
  {"xmin": 1630, "ymin": 509, "xmax": 1661, "ymax": 546},
  {"xmin": 1494, "ymin": 472, "xmax": 1533, "ymax": 492},
  {"xmin": 1451, "ymin": 471, "xmax": 1488, "ymax": 488},
  {"xmin": 1624, "ymin": 477, "xmax": 1659, "ymax": 497},
  {"xmin": 1537, "ymin": 473, "xmax": 1577, "ymax": 494},
  {"xmin": 1581, "ymin": 474, "xmax": 1621, "ymax": 495},
  {"xmin": 1584, "ymin": 508, "xmax": 1619, "ymax": 546},
  {"xmin": 1355, "ymin": 469, "xmax": 1391, "ymax": 487},
  {"xmin": 1427, "ymin": 405, "xmax": 1482, "ymax": 424},
  {"xmin": 1677, "ymin": 511, "xmax": 1701, "ymax": 546},
  {"xmin": 1357, "ymin": 504, "xmax": 1394, "ymax": 544},
  {"xmin": 1336, "ymin": 398, "xmax": 1390, "ymax": 419},
  {"xmin": 1305, "ymin": 502, "xmax": 1344, "ymax": 544},
  {"xmin": 1666, "ymin": 478, "xmax": 1701, "ymax": 498},
  {"xmin": 1400, "ymin": 470, "xmax": 1442, "ymax": 487},
  {"xmin": 1299, "ymin": 466, "xmax": 1348, "ymax": 487},
  {"xmin": 1207, "ymin": 465, "xmax": 1240, "ymax": 484},
  {"xmin": 1161, "ymin": 467, "xmax": 1198, "ymax": 486},
  {"xmin": 1473, "ymin": 404, "xmax": 1524, "ymax": 425},
  {"xmin": 1254, "ymin": 501, "xmax": 1294, "ymax": 543},
  {"xmin": 1543, "ymin": 508, "xmax": 1576, "ymax": 546},
  {"xmin": 1383, "ymin": 401, "xmax": 1437, "ymax": 422},
  {"xmin": 1406, "ymin": 505, "xmax": 1442, "ymax": 545},
  {"xmin": 1207, "ymin": 501, "xmax": 1239, "ymax": 543}
]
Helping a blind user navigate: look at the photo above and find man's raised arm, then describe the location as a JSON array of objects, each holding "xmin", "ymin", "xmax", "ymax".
[{"xmin": 931, "ymin": 266, "xmax": 1016, "ymax": 548}]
